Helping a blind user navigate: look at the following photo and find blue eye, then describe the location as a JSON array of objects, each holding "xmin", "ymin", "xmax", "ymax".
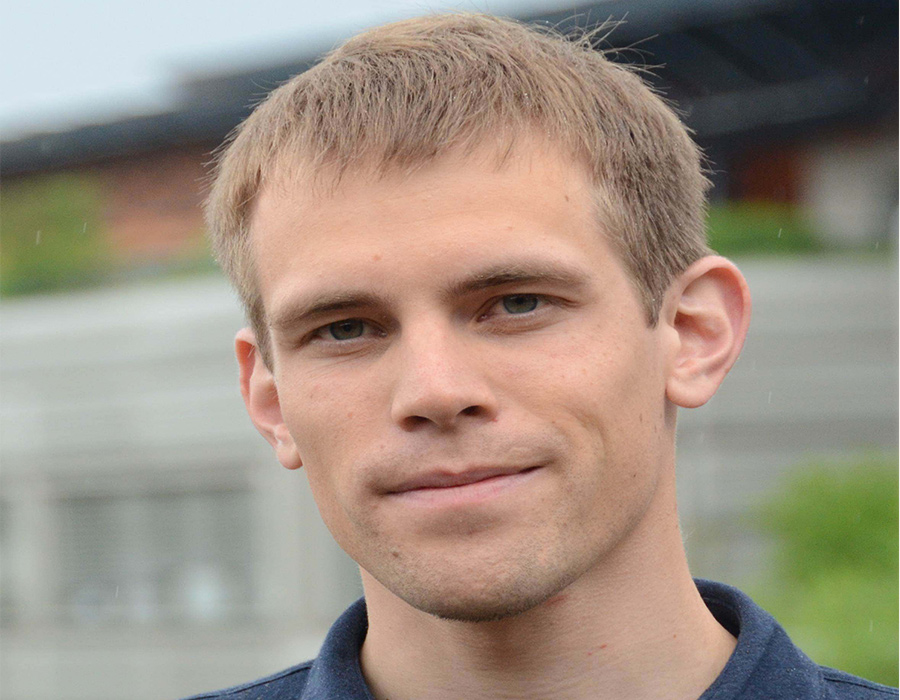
[
  {"xmin": 328, "ymin": 319, "xmax": 366, "ymax": 340},
  {"xmin": 501, "ymin": 294, "xmax": 540, "ymax": 314}
]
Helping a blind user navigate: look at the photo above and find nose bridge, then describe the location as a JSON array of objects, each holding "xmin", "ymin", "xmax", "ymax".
[{"xmin": 389, "ymin": 314, "xmax": 497, "ymax": 429}]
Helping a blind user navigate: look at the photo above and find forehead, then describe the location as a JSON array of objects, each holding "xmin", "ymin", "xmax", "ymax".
[{"xmin": 248, "ymin": 141, "xmax": 620, "ymax": 312}]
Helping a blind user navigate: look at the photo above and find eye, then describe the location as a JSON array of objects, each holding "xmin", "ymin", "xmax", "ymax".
[
  {"xmin": 301, "ymin": 317, "xmax": 386, "ymax": 355},
  {"xmin": 500, "ymin": 294, "xmax": 541, "ymax": 314},
  {"xmin": 321, "ymin": 319, "xmax": 367, "ymax": 341},
  {"xmin": 477, "ymin": 293, "xmax": 555, "ymax": 325}
]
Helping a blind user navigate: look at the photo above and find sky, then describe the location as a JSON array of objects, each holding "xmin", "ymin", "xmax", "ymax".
[{"xmin": 1, "ymin": 0, "xmax": 586, "ymax": 140}]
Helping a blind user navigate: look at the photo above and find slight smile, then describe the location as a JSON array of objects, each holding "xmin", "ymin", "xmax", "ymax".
[{"xmin": 387, "ymin": 466, "xmax": 543, "ymax": 507}]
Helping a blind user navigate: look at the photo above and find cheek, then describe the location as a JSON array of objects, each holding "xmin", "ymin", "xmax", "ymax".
[
  {"xmin": 497, "ymin": 322, "xmax": 648, "ymax": 422},
  {"xmin": 281, "ymin": 364, "xmax": 384, "ymax": 450},
  {"xmin": 278, "ymin": 371, "xmax": 382, "ymax": 507},
  {"xmin": 509, "ymin": 323, "xmax": 666, "ymax": 470},
  {"xmin": 280, "ymin": 380, "xmax": 382, "ymax": 555}
]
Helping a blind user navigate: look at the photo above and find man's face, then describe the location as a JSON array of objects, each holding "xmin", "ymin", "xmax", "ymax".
[{"xmin": 249, "ymin": 143, "xmax": 677, "ymax": 621}]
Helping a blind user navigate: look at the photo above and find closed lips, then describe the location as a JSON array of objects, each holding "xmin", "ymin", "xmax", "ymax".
[{"xmin": 389, "ymin": 466, "xmax": 540, "ymax": 493}]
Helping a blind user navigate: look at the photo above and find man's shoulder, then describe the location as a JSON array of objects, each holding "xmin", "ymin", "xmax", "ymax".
[
  {"xmin": 820, "ymin": 667, "xmax": 898, "ymax": 699},
  {"xmin": 179, "ymin": 660, "xmax": 314, "ymax": 700},
  {"xmin": 179, "ymin": 597, "xmax": 371, "ymax": 699},
  {"xmin": 695, "ymin": 580, "xmax": 897, "ymax": 700}
]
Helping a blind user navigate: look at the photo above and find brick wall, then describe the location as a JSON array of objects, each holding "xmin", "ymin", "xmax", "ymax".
[{"xmin": 88, "ymin": 144, "xmax": 215, "ymax": 261}]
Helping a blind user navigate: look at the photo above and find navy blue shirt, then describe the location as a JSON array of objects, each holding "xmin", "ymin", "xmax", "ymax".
[{"xmin": 184, "ymin": 580, "xmax": 897, "ymax": 699}]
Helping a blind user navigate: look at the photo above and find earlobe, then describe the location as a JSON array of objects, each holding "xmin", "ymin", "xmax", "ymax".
[
  {"xmin": 664, "ymin": 256, "xmax": 752, "ymax": 409},
  {"xmin": 235, "ymin": 328, "xmax": 303, "ymax": 470}
]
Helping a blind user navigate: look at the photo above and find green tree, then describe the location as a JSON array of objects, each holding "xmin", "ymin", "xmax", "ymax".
[
  {"xmin": 751, "ymin": 454, "xmax": 898, "ymax": 686},
  {"xmin": 1, "ymin": 173, "xmax": 109, "ymax": 296},
  {"xmin": 706, "ymin": 201, "xmax": 821, "ymax": 255}
]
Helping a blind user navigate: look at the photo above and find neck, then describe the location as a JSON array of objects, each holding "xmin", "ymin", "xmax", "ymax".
[{"xmin": 358, "ymin": 465, "xmax": 736, "ymax": 700}]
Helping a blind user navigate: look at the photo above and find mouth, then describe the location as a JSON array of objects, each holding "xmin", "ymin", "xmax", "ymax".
[{"xmin": 386, "ymin": 466, "xmax": 542, "ymax": 506}]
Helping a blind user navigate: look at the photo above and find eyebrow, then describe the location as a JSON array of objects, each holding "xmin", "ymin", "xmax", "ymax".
[
  {"xmin": 440, "ymin": 261, "xmax": 591, "ymax": 302},
  {"xmin": 268, "ymin": 260, "xmax": 591, "ymax": 333},
  {"xmin": 269, "ymin": 291, "xmax": 385, "ymax": 333}
]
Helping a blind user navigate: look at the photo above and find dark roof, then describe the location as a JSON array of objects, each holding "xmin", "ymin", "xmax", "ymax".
[{"xmin": 2, "ymin": 0, "xmax": 896, "ymax": 176}]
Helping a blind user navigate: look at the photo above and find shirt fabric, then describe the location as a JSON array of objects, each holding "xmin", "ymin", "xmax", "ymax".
[{"xmin": 183, "ymin": 579, "xmax": 897, "ymax": 699}]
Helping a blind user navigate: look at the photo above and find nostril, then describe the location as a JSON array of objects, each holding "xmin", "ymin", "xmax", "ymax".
[{"xmin": 461, "ymin": 405, "xmax": 481, "ymax": 416}]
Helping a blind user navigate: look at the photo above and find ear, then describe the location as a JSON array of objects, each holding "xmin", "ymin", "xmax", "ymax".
[
  {"xmin": 235, "ymin": 327, "xmax": 303, "ymax": 470},
  {"xmin": 663, "ymin": 256, "xmax": 752, "ymax": 409}
]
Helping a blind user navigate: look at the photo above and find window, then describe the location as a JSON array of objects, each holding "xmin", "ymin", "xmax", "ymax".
[{"xmin": 56, "ymin": 488, "xmax": 253, "ymax": 625}]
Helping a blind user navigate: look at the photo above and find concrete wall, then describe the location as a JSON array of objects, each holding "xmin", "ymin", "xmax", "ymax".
[{"xmin": 799, "ymin": 122, "xmax": 898, "ymax": 246}]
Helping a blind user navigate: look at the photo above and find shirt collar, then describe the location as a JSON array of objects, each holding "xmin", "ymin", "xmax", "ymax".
[
  {"xmin": 301, "ymin": 580, "xmax": 827, "ymax": 700},
  {"xmin": 301, "ymin": 597, "xmax": 373, "ymax": 700}
]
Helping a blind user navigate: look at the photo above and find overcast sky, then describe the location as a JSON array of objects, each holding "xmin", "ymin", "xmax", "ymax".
[{"xmin": 1, "ymin": 0, "xmax": 585, "ymax": 139}]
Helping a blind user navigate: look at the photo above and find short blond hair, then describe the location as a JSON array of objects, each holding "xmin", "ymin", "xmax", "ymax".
[{"xmin": 206, "ymin": 13, "xmax": 710, "ymax": 366}]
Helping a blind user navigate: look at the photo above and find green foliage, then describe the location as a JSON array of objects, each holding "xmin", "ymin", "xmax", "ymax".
[
  {"xmin": 707, "ymin": 201, "xmax": 822, "ymax": 256},
  {"xmin": 1, "ymin": 173, "xmax": 110, "ymax": 296},
  {"xmin": 751, "ymin": 454, "xmax": 898, "ymax": 686}
]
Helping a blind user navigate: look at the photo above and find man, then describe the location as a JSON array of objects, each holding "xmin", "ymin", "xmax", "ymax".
[{"xmin": 188, "ymin": 13, "xmax": 896, "ymax": 700}]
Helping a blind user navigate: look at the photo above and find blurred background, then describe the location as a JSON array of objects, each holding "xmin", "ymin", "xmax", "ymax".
[{"xmin": 0, "ymin": 0, "xmax": 896, "ymax": 697}]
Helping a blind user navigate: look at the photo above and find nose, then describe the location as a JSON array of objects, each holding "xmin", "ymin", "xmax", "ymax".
[{"xmin": 389, "ymin": 322, "xmax": 499, "ymax": 431}]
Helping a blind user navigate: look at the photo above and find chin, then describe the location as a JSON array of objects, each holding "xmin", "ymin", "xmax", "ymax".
[
  {"xmin": 415, "ymin": 593, "xmax": 552, "ymax": 623},
  {"xmin": 382, "ymin": 555, "xmax": 580, "ymax": 624}
]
